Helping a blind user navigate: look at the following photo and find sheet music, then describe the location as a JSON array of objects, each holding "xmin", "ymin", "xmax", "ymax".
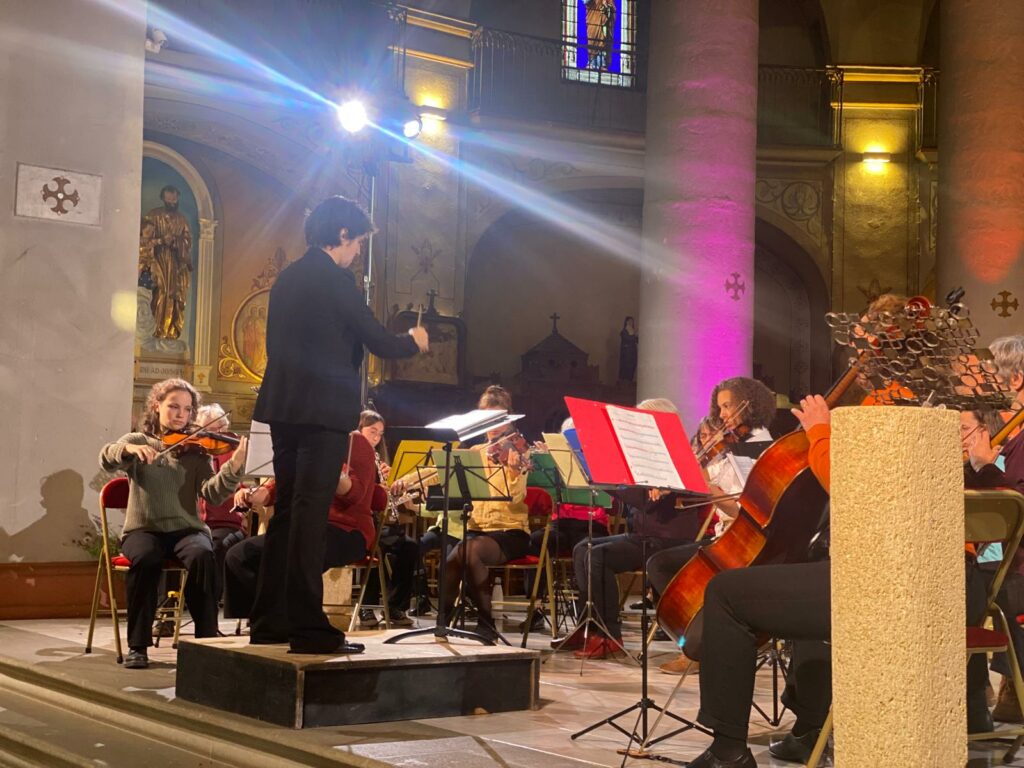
[
  {"xmin": 244, "ymin": 420, "xmax": 275, "ymax": 476},
  {"xmin": 605, "ymin": 406, "xmax": 685, "ymax": 490},
  {"xmin": 542, "ymin": 432, "xmax": 592, "ymax": 488},
  {"xmin": 426, "ymin": 410, "xmax": 524, "ymax": 441}
]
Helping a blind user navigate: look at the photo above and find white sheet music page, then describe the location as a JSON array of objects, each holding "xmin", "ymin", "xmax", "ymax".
[{"xmin": 605, "ymin": 406, "xmax": 685, "ymax": 490}]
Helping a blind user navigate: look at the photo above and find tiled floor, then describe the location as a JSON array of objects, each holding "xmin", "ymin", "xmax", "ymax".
[{"xmin": 0, "ymin": 614, "xmax": 1022, "ymax": 767}]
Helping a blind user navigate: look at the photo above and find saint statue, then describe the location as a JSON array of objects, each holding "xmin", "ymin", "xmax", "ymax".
[
  {"xmin": 618, "ymin": 315, "xmax": 638, "ymax": 382},
  {"xmin": 139, "ymin": 185, "xmax": 193, "ymax": 340}
]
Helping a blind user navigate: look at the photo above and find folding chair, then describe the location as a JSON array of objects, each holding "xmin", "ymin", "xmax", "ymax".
[
  {"xmin": 84, "ymin": 477, "xmax": 189, "ymax": 663},
  {"xmin": 347, "ymin": 512, "xmax": 393, "ymax": 632},
  {"xmin": 806, "ymin": 489, "xmax": 1024, "ymax": 767}
]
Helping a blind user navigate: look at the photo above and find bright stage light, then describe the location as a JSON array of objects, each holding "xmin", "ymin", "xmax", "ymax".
[
  {"xmin": 402, "ymin": 117, "xmax": 422, "ymax": 139},
  {"xmin": 337, "ymin": 100, "xmax": 368, "ymax": 133}
]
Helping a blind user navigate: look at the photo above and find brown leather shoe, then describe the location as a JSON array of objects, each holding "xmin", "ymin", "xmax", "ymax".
[
  {"xmin": 994, "ymin": 676, "xmax": 1024, "ymax": 723},
  {"xmin": 659, "ymin": 653, "xmax": 698, "ymax": 675}
]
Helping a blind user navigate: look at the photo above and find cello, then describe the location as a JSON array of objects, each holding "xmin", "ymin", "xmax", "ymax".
[{"xmin": 656, "ymin": 298, "xmax": 935, "ymax": 661}]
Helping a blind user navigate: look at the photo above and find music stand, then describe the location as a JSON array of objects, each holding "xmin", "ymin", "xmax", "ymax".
[
  {"xmin": 561, "ymin": 397, "xmax": 712, "ymax": 756},
  {"xmin": 384, "ymin": 411, "xmax": 522, "ymax": 646}
]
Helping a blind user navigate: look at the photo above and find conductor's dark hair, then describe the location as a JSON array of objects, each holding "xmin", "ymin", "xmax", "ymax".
[{"xmin": 304, "ymin": 195, "xmax": 376, "ymax": 248}]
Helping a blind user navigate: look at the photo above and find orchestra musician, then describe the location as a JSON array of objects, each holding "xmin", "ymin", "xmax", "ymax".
[
  {"xmin": 249, "ymin": 195, "xmax": 428, "ymax": 655},
  {"xmin": 646, "ymin": 376, "xmax": 777, "ymax": 675},
  {"xmin": 222, "ymin": 426, "xmax": 379, "ymax": 627},
  {"xmin": 556, "ymin": 397, "xmax": 703, "ymax": 661},
  {"xmin": 355, "ymin": 410, "xmax": 419, "ymax": 628},
  {"xmin": 98, "ymin": 378, "xmax": 248, "ymax": 670},
  {"xmin": 438, "ymin": 385, "xmax": 531, "ymax": 642}
]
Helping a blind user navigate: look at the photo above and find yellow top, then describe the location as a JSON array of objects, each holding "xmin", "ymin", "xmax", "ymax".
[{"xmin": 465, "ymin": 446, "xmax": 529, "ymax": 533}]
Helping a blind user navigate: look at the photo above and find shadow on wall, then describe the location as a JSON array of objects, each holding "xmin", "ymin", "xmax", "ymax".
[{"xmin": 0, "ymin": 469, "xmax": 94, "ymax": 563}]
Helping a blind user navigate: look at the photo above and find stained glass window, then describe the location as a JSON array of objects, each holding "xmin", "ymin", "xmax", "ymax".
[{"xmin": 562, "ymin": 0, "xmax": 637, "ymax": 87}]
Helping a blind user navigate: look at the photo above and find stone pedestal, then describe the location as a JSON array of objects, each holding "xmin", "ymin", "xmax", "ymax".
[
  {"xmin": 937, "ymin": 0, "xmax": 1024, "ymax": 342},
  {"xmin": 830, "ymin": 407, "xmax": 964, "ymax": 767},
  {"xmin": 637, "ymin": 0, "xmax": 758, "ymax": 426}
]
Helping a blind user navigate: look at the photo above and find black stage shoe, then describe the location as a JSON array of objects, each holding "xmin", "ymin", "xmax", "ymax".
[
  {"xmin": 289, "ymin": 638, "xmax": 365, "ymax": 655},
  {"xmin": 124, "ymin": 648, "xmax": 149, "ymax": 669},
  {"xmin": 768, "ymin": 730, "xmax": 821, "ymax": 764},
  {"xmin": 685, "ymin": 748, "xmax": 755, "ymax": 768}
]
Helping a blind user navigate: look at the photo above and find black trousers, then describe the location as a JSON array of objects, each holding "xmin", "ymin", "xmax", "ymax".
[
  {"xmin": 648, "ymin": 541, "xmax": 702, "ymax": 597},
  {"xmin": 223, "ymin": 527, "xmax": 366, "ymax": 620},
  {"xmin": 696, "ymin": 559, "xmax": 990, "ymax": 740},
  {"xmin": 572, "ymin": 533, "xmax": 692, "ymax": 639},
  {"xmin": 249, "ymin": 422, "xmax": 349, "ymax": 646},
  {"xmin": 120, "ymin": 529, "xmax": 218, "ymax": 650},
  {"xmin": 210, "ymin": 526, "xmax": 245, "ymax": 605},
  {"xmin": 363, "ymin": 534, "xmax": 419, "ymax": 612}
]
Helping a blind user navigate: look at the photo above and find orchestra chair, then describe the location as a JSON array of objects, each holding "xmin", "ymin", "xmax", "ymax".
[
  {"xmin": 490, "ymin": 487, "xmax": 558, "ymax": 647},
  {"xmin": 85, "ymin": 477, "xmax": 189, "ymax": 663},
  {"xmin": 347, "ymin": 512, "xmax": 393, "ymax": 632},
  {"xmin": 805, "ymin": 489, "xmax": 1024, "ymax": 768}
]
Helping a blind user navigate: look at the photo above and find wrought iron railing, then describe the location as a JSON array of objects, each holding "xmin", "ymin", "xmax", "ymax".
[
  {"xmin": 470, "ymin": 28, "xmax": 843, "ymax": 147},
  {"xmin": 757, "ymin": 66, "xmax": 843, "ymax": 147},
  {"xmin": 470, "ymin": 27, "xmax": 648, "ymax": 134}
]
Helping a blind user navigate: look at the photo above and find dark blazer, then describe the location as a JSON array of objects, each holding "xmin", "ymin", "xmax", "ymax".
[{"xmin": 253, "ymin": 247, "xmax": 418, "ymax": 431}]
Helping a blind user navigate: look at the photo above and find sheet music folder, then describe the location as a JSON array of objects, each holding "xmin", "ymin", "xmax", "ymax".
[{"xmin": 564, "ymin": 397, "xmax": 709, "ymax": 494}]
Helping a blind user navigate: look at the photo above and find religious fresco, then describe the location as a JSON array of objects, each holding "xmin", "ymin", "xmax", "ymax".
[{"xmin": 232, "ymin": 289, "xmax": 270, "ymax": 378}]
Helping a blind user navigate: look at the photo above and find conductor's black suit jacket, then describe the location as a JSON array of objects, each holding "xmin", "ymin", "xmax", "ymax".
[{"xmin": 253, "ymin": 247, "xmax": 418, "ymax": 431}]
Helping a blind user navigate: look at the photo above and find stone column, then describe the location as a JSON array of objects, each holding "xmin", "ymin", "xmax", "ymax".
[
  {"xmin": 830, "ymin": 407, "xmax": 965, "ymax": 767},
  {"xmin": 937, "ymin": 0, "xmax": 1024, "ymax": 343},
  {"xmin": 637, "ymin": 0, "xmax": 758, "ymax": 427},
  {"xmin": 0, "ymin": 1, "xmax": 146, "ymax": 563},
  {"xmin": 192, "ymin": 217, "xmax": 219, "ymax": 391}
]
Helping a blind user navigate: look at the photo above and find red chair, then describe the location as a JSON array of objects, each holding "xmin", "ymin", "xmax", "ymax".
[{"xmin": 84, "ymin": 477, "xmax": 189, "ymax": 663}]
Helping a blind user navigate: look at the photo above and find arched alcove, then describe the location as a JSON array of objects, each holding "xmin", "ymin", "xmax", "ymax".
[
  {"xmin": 464, "ymin": 188, "xmax": 643, "ymax": 386},
  {"xmin": 754, "ymin": 217, "xmax": 832, "ymax": 401}
]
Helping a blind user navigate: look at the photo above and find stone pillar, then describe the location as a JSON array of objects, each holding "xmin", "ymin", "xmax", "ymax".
[
  {"xmin": 937, "ymin": 0, "xmax": 1024, "ymax": 342},
  {"xmin": 193, "ymin": 217, "xmax": 219, "ymax": 391},
  {"xmin": 637, "ymin": 0, "xmax": 758, "ymax": 427},
  {"xmin": 0, "ymin": 2, "xmax": 146, "ymax": 562},
  {"xmin": 830, "ymin": 407, "xmax": 965, "ymax": 767}
]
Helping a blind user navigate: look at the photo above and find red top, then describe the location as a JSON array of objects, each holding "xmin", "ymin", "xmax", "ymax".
[
  {"xmin": 199, "ymin": 450, "xmax": 246, "ymax": 532},
  {"xmin": 263, "ymin": 431, "xmax": 378, "ymax": 552}
]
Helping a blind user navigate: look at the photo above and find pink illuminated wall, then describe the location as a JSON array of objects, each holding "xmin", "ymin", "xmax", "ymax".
[{"xmin": 637, "ymin": 0, "xmax": 759, "ymax": 428}]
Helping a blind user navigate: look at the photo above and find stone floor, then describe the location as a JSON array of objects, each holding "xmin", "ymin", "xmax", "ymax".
[{"xmin": 0, "ymin": 612, "xmax": 1022, "ymax": 767}]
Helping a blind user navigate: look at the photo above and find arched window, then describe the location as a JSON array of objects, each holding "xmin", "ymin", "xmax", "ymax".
[{"xmin": 562, "ymin": 0, "xmax": 637, "ymax": 87}]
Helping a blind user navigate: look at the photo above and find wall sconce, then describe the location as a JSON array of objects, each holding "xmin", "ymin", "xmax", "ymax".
[
  {"xmin": 419, "ymin": 105, "xmax": 448, "ymax": 121},
  {"xmin": 861, "ymin": 151, "xmax": 892, "ymax": 165}
]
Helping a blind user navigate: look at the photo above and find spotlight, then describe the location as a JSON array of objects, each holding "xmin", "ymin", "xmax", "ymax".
[
  {"xmin": 402, "ymin": 117, "xmax": 422, "ymax": 139},
  {"xmin": 337, "ymin": 100, "xmax": 368, "ymax": 133}
]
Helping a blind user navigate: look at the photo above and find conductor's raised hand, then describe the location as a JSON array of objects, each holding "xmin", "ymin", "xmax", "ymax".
[{"xmin": 408, "ymin": 326, "xmax": 429, "ymax": 353}]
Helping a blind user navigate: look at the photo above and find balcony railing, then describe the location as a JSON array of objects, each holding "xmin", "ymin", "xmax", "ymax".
[
  {"xmin": 470, "ymin": 27, "xmax": 648, "ymax": 134},
  {"xmin": 470, "ymin": 28, "xmax": 843, "ymax": 147},
  {"xmin": 758, "ymin": 66, "xmax": 843, "ymax": 148}
]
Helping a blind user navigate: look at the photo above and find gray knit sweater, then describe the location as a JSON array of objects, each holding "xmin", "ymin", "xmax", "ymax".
[{"xmin": 99, "ymin": 433, "xmax": 244, "ymax": 537}]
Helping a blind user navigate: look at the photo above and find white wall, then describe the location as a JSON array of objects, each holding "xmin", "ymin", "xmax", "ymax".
[{"xmin": 0, "ymin": 1, "xmax": 146, "ymax": 562}]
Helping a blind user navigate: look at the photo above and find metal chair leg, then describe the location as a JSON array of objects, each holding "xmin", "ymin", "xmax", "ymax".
[
  {"xmin": 172, "ymin": 570, "xmax": 188, "ymax": 649},
  {"xmin": 85, "ymin": 558, "xmax": 103, "ymax": 654},
  {"xmin": 806, "ymin": 708, "xmax": 832, "ymax": 768}
]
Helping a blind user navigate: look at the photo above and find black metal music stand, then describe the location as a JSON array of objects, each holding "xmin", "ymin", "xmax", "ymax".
[{"xmin": 384, "ymin": 428, "xmax": 514, "ymax": 646}]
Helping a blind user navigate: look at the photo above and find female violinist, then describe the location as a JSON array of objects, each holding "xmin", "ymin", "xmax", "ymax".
[
  {"xmin": 439, "ymin": 385, "xmax": 531, "ymax": 642},
  {"xmin": 98, "ymin": 378, "xmax": 248, "ymax": 669},
  {"xmin": 645, "ymin": 376, "xmax": 776, "ymax": 674}
]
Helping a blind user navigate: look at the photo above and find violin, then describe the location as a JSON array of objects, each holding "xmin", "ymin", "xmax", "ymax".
[
  {"xmin": 160, "ymin": 428, "xmax": 240, "ymax": 456},
  {"xmin": 693, "ymin": 401, "xmax": 752, "ymax": 466},
  {"xmin": 486, "ymin": 429, "xmax": 534, "ymax": 471}
]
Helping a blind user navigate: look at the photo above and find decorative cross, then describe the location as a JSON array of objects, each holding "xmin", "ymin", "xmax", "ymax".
[
  {"xmin": 426, "ymin": 289, "xmax": 439, "ymax": 315},
  {"xmin": 991, "ymin": 290, "xmax": 1020, "ymax": 318},
  {"xmin": 550, "ymin": 312, "xmax": 561, "ymax": 333}
]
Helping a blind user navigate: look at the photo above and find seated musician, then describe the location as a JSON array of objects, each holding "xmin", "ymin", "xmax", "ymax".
[
  {"xmin": 972, "ymin": 335, "xmax": 1024, "ymax": 723},
  {"xmin": 438, "ymin": 385, "xmax": 531, "ymax": 642},
  {"xmin": 557, "ymin": 397, "xmax": 704, "ymax": 660},
  {"xmin": 195, "ymin": 404, "xmax": 247, "ymax": 605},
  {"xmin": 223, "ymin": 426, "xmax": 377, "ymax": 626},
  {"xmin": 98, "ymin": 378, "xmax": 248, "ymax": 670},
  {"xmin": 685, "ymin": 392, "xmax": 1013, "ymax": 768},
  {"xmin": 645, "ymin": 377, "xmax": 777, "ymax": 674},
  {"xmin": 354, "ymin": 410, "xmax": 418, "ymax": 628}
]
